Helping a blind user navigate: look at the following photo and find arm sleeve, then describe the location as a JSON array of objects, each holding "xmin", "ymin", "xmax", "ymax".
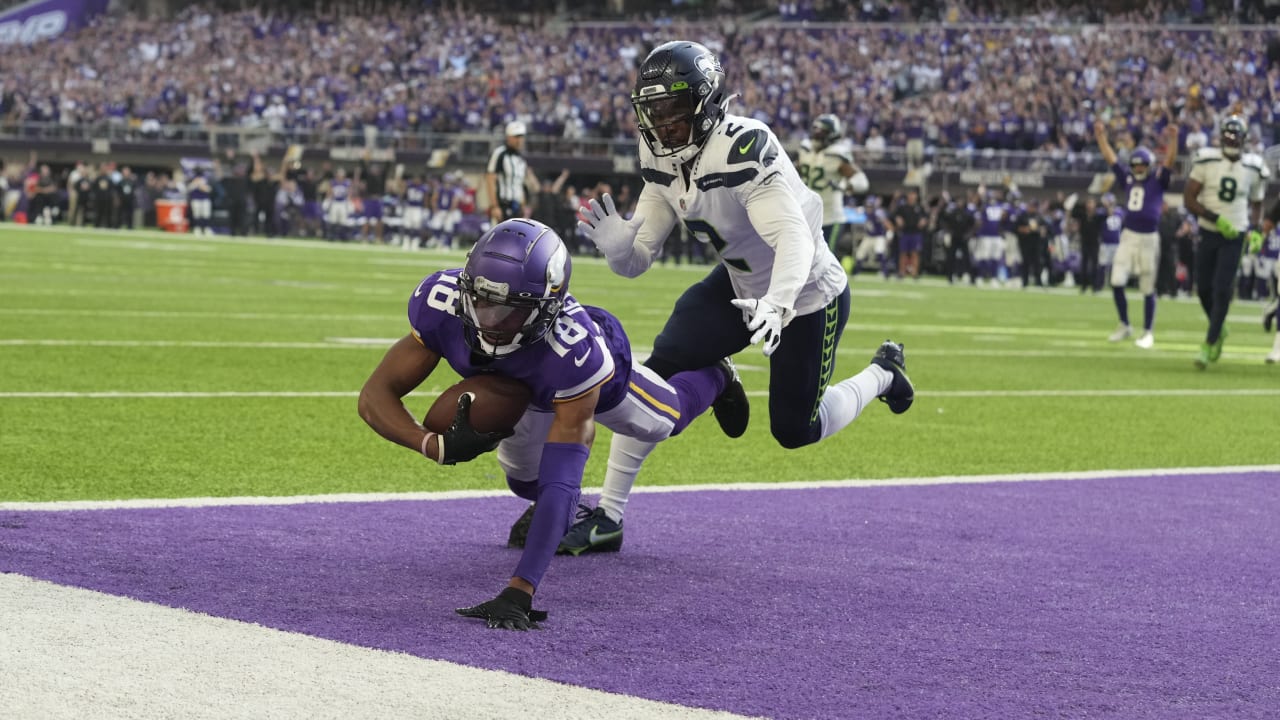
[
  {"xmin": 512, "ymin": 442, "xmax": 591, "ymax": 589},
  {"xmin": 602, "ymin": 183, "xmax": 678, "ymax": 278},
  {"xmin": 743, "ymin": 173, "xmax": 816, "ymax": 316}
]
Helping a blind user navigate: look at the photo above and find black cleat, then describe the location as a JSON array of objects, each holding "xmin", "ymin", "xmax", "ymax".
[
  {"xmin": 507, "ymin": 503, "xmax": 535, "ymax": 548},
  {"xmin": 711, "ymin": 357, "xmax": 749, "ymax": 438},
  {"xmin": 870, "ymin": 340, "xmax": 914, "ymax": 414},
  {"xmin": 556, "ymin": 506, "xmax": 623, "ymax": 556}
]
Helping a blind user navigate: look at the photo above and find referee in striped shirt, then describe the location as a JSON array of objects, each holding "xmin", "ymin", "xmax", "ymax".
[{"xmin": 486, "ymin": 121, "xmax": 537, "ymax": 223}]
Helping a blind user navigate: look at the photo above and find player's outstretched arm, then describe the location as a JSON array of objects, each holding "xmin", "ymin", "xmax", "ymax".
[
  {"xmin": 1160, "ymin": 124, "xmax": 1180, "ymax": 171},
  {"xmin": 358, "ymin": 334, "xmax": 441, "ymax": 454},
  {"xmin": 1094, "ymin": 120, "xmax": 1118, "ymax": 166}
]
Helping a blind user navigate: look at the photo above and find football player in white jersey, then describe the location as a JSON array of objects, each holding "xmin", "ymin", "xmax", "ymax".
[
  {"xmin": 798, "ymin": 113, "xmax": 867, "ymax": 260},
  {"xmin": 558, "ymin": 41, "xmax": 914, "ymax": 554},
  {"xmin": 1183, "ymin": 114, "xmax": 1271, "ymax": 368}
]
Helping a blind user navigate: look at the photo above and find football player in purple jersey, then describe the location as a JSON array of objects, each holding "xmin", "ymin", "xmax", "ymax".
[
  {"xmin": 358, "ymin": 219, "xmax": 745, "ymax": 630},
  {"xmin": 1095, "ymin": 121, "xmax": 1179, "ymax": 348}
]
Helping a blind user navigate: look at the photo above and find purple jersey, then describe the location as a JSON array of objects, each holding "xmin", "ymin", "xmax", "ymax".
[
  {"xmin": 405, "ymin": 182, "xmax": 428, "ymax": 207},
  {"xmin": 1101, "ymin": 209, "xmax": 1124, "ymax": 245},
  {"xmin": 435, "ymin": 185, "xmax": 458, "ymax": 211},
  {"xmin": 977, "ymin": 203, "xmax": 1007, "ymax": 237},
  {"xmin": 407, "ymin": 270, "xmax": 630, "ymax": 413},
  {"xmin": 330, "ymin": 179, "xmax": 351, "ymax": 201},
  {"xmin": 1262, "ymin": 230, "xmax": 1280, "ymax": 260},
  {"xmin": 1112, "ymin": 163, "xmax": 1170, "ymax": 234},
  {"xmin": 865, "ymin": 208, "xmax": 889, "ymax": 236}
]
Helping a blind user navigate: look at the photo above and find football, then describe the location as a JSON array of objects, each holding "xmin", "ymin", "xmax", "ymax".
[{"xmin": 423, "ymin": 374, "xmax": 532, "ymax": 435}]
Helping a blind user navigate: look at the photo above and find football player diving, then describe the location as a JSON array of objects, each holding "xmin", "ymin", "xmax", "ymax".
[{"xmin": 359, "ymin": 218, "xmax": 744, "ymax": 629}]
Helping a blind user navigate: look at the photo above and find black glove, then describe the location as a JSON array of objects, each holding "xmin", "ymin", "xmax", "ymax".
[
  {"xmin": 436, "ymin": 393, "xmax": 513, "ymax": 465},
  {"xmin": 455, "ymin": 587, "xmax": 548, "ymax": 631}
]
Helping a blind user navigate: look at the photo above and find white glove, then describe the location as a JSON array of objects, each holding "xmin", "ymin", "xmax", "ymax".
[
  {"xmin": 730, "ymin": 298, "xmax": 794, "ymax": 357},
  {"xmin": 577, "ymin": 193, "xmax": 646, "ymax": 259}
]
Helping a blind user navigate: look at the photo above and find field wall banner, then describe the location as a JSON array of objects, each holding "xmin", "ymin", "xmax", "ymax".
[{"xmin": 0, "ymin": 0, "xmax": 108, "ymax": 45}]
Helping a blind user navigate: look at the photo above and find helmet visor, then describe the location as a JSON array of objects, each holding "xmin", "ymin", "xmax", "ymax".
[
  {"xmin": 633, "ymin": 91, "xmax": 695, "ymax": 155},
  {"xmin": 461, "ymin": 294, "xmax": 535, "ymax": 345}
]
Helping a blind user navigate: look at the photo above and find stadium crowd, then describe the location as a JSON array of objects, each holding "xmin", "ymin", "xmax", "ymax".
[
  {"xmin": 1, "ymin": 0, "xmax": 1278, "ymax": 310},
  {"xmin": 1, "ymin": 1, "xmax": 1278, "ymax": 158}
]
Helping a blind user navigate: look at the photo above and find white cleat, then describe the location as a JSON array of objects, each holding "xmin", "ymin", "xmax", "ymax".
[
  {"xmin": 1267, "ymin": 352, "xmax": 1279, "ymax": 365},
  {"xmin": 1134, "ymin": 332, "xmax": 1154, "ymax": 349},
  {"xmin": 1108, "ymin": 324, "xmax": 1133, "ymax": 342}
]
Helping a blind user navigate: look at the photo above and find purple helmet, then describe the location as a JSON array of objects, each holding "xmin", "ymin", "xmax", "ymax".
[
  {"xmin": 457, "ymin": 218, "xmax": 571, "ymax": 357},
  {"xmin": 1130, "ymin": 147, "xmax": 1154, "ymax": 180}
]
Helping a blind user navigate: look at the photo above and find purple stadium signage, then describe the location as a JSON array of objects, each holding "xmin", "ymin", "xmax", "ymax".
[{"xmin": 0, "ymin": 0, "xmax": 107, "ymax": 45}]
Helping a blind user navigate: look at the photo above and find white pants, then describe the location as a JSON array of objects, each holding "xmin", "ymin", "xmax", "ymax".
[
  {"xmin": 1112, "ymin": 229, "xmax": 1159, "ymax": 294},
  {"xmin": 402, "ymin": 206, "xmax": 426, "ymax": 232},
  {"xmin": 855, "ymin": 234, "xmax": 887, "ymax": 262},
  {"xmin": 1100, "ymin": 243, "xmax": 1118, "ymax": 268},
  {"xmin": 976, "ymin": 235, "xmax": 1005, "ymax": 262},
  {"xmin": 429, "ymin": 209, "xmax": 461, "ymax": 234},
  {"xmin": 325, "ymin": 200, "xmax": 351, "ymax": 226},
  {"xmin": 496, "ymin": 364, "xmax": 680, "ymax": 483}
]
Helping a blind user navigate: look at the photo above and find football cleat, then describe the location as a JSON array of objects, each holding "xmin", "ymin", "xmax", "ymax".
[
  {"xmin": 711, "ymin": 356, "xmax": 749, "ymax": 438},
  {"xmin": 507, "ymin": 503, "xmax": 536, "ymax": 549},
  {"xmin": 1194, "ymin": 343, "xmax": 1211, "ymax": 370},
  {"xmin": 556, "ymin": 506, "xmax": 623, "ymax": 556},
  {"xmin": 1108, "ymin": 324, "xmax": 1132, "ymax": 342},
  {"xmin": 870, "ymin": 340, "xmax": 914, "ymax": 414},
  {"xmin": 1208, "ymin": 326, "xmax": 1229, "ymax": 362},
  {"xmin": 1266, "ymin": 351, "xmax": 1279, "ymax": 365},
  {"xmin": 1134, "ymin": 331, "xmax": 1154, "ymax": 349}
]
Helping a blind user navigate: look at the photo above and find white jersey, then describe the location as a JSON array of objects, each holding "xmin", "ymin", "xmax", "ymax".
[
  {"xmin": 1188, "ymin": 147, "xmax": 1270, "ymax": 232},
  {"xmin": 624, "ymin": 113, "xmax": 847, "ymax": 317},
  {"xmin": 797, "ymin": 138, "xmax": 855, "ymax": 226}
]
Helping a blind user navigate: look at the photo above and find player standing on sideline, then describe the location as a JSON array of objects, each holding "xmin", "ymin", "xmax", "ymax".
[
  {"xmin": 852, "ymin": 195, "xmax": 892, "ymax": 279},
  {"xmin": 1094, "ymin": 121, "xmax": 1179, "ymax": 348},
  {"xmin": 1099, "ymin": 194, "xmax": 1123, "ymax": 295},
  {"xmin": 553, "ymin": 41, "xmax": 914, "ymax": 555},
  {"xmin": 797, "ymin": 114, "xmax": 864, "ymax": 263},
  {"xmin": 358, "ymin": 218, "xmax": 744, "ymax": 629},
  {"xmin": 1183, "ymin": 114, "xmax": 1270, "ymax": 369},
  {"xmin": 401, "ymin": 174, "xmax": 429, "ymax": 250},
  {"xmin": 324, "ymin": 167, "xmax": 353, "ymax": 242}
]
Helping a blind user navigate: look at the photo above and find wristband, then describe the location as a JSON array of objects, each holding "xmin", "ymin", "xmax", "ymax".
[
  {"xmin": 421, "ymin": 431, "xmax": 440, "ymax": 463},
  {"xmin": 1203, "ymin": 210, "xmax": 1220, "ymax": 223}
]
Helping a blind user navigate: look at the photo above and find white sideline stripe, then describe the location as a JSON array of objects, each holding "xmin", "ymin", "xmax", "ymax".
[
  {"xmin": 3, "ymin": 465, "xmax": 1277, "ymax": 513},
  {"xmin": 3, "ymin": 388, "xmax": 1279, "ymax": 400},
  {"xmin": 2, "ymin": 338, "xmax": 1272, "ymax": 360},
  {"xmin": 0, "ymin": 339, "xmax": 380, "ymax": 350},
  {"xmin": 0, "ymin": 574, "xmax": 757, "ymax": 720}
]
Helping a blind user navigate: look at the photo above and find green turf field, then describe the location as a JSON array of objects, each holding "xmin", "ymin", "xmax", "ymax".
[{"xmin": 1, "ymin": 224, "xmax": 1276, "ymax": 502}]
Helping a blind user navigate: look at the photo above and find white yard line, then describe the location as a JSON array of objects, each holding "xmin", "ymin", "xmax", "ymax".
[
  {"xmin": 0, "ymin": 574, "xmax": 758, "ymax": 720},
  {"xmin": 2, "ymin": 388, "xmax": 1278, "ymax": 400},
  {"xmin": 2, "ymin": 465, "xmax": 1276, "ymax": 513}
]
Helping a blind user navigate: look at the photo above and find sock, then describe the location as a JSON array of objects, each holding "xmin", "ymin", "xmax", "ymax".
[
  {"xmin": 817, "ymin": 365, "xmax": 891, "ymax": 441},
  {"xmin": 1113, "ymin": 286, "xmax": 1129, "ymax": 326},
  {"xmin": 1142, "ymin": 293, "xmax": 1156, "ymax": 332},
  {"xmin": 597, "ymin": 434, "xmax": 658, "ymax": 523},
  {"xmin": 1272, "ymin": 331, "xmax": 1280, "ymax": 356},
  {"xmin": 665, "ymin": 366, "xmax": 725, "ymax": 436}
]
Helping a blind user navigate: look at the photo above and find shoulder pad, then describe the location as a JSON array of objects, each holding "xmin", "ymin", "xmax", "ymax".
[
  {"xmin": 724, "ymin": 127, "xmax": 777, "ymax": 167},
  {"xmin": 1194, "ymin": 147, "xmax": 1223, "ymax": 163},
  {"xmin": 799, "ymin": 138, "xmax": 813, "ymax": 153}
]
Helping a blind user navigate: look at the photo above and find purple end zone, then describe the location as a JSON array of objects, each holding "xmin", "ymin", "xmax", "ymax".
[{"xmin": 3, "ymin": 471, "xmax": 1279, "ymax": 719}]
